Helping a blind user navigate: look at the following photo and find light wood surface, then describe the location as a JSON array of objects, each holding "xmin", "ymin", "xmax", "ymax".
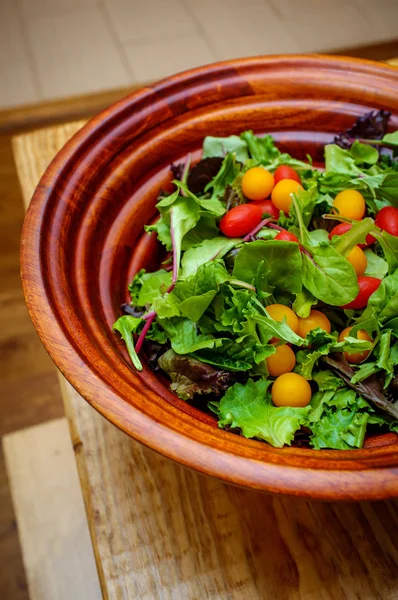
[
  {"xmin": 3, "ymin": 419, "xmax": 101, "ymax": 600},
  {"xmin": 13, "ymin": 120, "xmax": 398, "ymax": 600}
]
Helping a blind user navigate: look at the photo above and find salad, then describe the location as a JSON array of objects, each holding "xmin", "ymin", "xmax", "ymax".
[{"xmin": 114, "ymin": 110, "xmax": 398, "ymax": 450}]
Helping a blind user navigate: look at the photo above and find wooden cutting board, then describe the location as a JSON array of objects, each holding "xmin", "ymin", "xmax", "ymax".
[{"xmin": 13, "ymin": 121, "xmax": 398, "ymax": 600}]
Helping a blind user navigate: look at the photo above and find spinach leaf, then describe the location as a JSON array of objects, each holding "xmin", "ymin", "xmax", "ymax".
[
  {"xmin": 113, "ymin": 316, "xmax": 143, "ymax": 370},
  {"xmin": 232, "ymin": 239, "xmax": 303, "ymax": 295},
  {"xmin": 301, "ymin": 244, "xmax": 359, "ymax": 305},
  {"xmin": 213, "ymin": 379, "xmax": 310, "ymax": 448}
]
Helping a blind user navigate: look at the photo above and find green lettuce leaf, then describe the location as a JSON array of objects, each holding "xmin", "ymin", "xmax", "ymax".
[
  {"xmin": 240, "ymin": 131, "xmax": 280, "ymax": 163},
  {"xmin": 202, "ymin": 135, "xmax": 249, "ymax": 162},
  {"xmin": 128, "ymin": 269, "xmax": 172, "ymax": 307},
  {"xmin": 160, "ymin": 318, "xmax": 224, "ymax": 354},
  {"xmin": 364, "ymin": 248, "xmax": 388, "ymax": 279},
  {"xmin": 368, "ymin": 269, "xmax": 398, "ymax": 323},
  {"xmin": 113, "ymin": 316, "xmax": 143, "ymax": 370},
  {"xmin": 181, "ymin": 236, "xmax": 240, "ymax": 278},
  {"xmin": 155, "ymin": 261, "xmax": 228, "ymax": 321},
  {"xmin": 213, "ymin": 379, "xmax": 310, "ymax": 448}
]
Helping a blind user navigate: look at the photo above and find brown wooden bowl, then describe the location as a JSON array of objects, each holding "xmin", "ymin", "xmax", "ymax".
[{"xmin": 21, "ymin": 55, "xmax": 398, "ymax": 500}]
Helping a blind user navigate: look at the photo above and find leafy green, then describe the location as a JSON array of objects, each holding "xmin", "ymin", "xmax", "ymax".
[
  {"xmin": 155, "ymin": 261, "xmax": 228, "ymax": 321},
  {"xmin": 204, "ymin": 154, "xmax": 240, "ymax": 202},
  {"xmin": 382, "ymin": 131, "xmax": 398, "ymax": 148},
  {"xmin": 368, "ymin": 269, "xmax": 398, "ymax": 323},
  {"xmin": 313, "ymin": 370, "xmax": 346, "ymax": 392},
  {"xmin": 202, "ymin": 135, "xmax": 249, "ymax": 162},
  {"xmin": 373, "ymin": 231, "xmax": 398, "ymax": 272},
  {"xmin": 145, "ymin": 216, "xmax": 172, "ymax": 250},
  {"xmin": 331, "ymin": 218, "xmax": 377, "ymax": 257},
  {"xmin": 158, "ymin": 349, "xmax": 231, "ymax": 401},
  {"xmin": 113, "ymin": 316, "xmax": 143, "ymax": 370},
  {"xmin": 292, "ymin": 288, "xmax": 317, "ymax": 318},
  {"xmin": 232, "ymin": 239, "xmax": 303, "ymax": 295},
  {"xmin": 213, "ymin": 379, "xmax": 310, "ymax": 448},
  {"xmin": 240, "ymin": 131, "xmax": 280, "ymax": 163},
  {"xmin": 181, "ymin": 237, "xmax": 240, "ymax": 278},
  {"xmin": 160, "ymin": 318, "xmax": 224, "ymax": 354},
  {"xmin": 128, "ymin": 269, "xmax": 172, "ymax": 307},
  {"xmin": 349, "ymin": 140, "xmax": 379, "ymax": 165},
  {"xmin": 301, "ymin": 244, "xmax": 359, "ymax": 305},
  {"xmin": 308, "ymin": 388, "xmax": 370, "ymax": 449},
  {"xmin": 364, "ymin": 248, "xmax": 388, "ymax": 279},
  {"xmin": 251, "ymin": 313, "xmax": 306, "ymax": 346}
]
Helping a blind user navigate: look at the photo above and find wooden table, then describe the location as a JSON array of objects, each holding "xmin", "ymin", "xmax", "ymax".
[{"xmin": 13, "ymin": 121, "xmax": 398, "ymax": 600}]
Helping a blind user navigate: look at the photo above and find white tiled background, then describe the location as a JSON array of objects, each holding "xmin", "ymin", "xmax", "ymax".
[{"xmin": 1, "ymin": 0, "xmax": 397, "ymax": 109}]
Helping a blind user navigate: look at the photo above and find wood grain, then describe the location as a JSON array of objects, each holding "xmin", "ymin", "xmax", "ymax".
[
  {"xmin": 19, "ymin": 56, "xmax": 398, "ymax": 499},
  {"xmin": 14, "ymin": 77, "xmax": 398, "ymax": 598},
  {"xmin": 3, "ymin": 419, "xmax": 101, "ymax": 600}
]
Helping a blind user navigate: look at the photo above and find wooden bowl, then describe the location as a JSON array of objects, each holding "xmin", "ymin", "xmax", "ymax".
[{"xmin": 21, "ymin": 55, "xmax": 398, "ymax": 500}]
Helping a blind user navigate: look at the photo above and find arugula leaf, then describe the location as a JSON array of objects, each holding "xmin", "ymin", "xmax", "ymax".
[
  {"xmin": 301, "ymin": 244, "xmax": 359, "ymax": 305},
  {"xmin": 251, "ymin": 313, "xmax": 306, "ymax": 346},
  {"xmin": 181, "ymin": 236, "xmax": 240, "ymax": 278},
  {"xmin": 202, "ymin": 135, "xmax": 249, "ymax": 162},
  {"xmin": 364, "ymin": 248, "xmax": 388, "ymax": 279},
  {"xmin": 113, "ymin": 316, "xmax": 143, "ymax": 370},
  {"xmin": 158, "ymin": 349, "xmax": 231, "ymax": 401},
  {"xmin": 233, "ymin": 239, "xmax": 303, "ymax": 295},
  {"xmin": 204, "ymin": 154, "xmax": 240, "ymax": 202},
  {"xmin": 213, "ymin": 379, "xmax": 310, "ymax": 448},
  {"xmin": 128, "ymin": 269, "xmax": 172, "ymax": 307}
]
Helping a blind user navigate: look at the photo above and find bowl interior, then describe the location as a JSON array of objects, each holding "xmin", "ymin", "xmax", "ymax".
[{"xmin": 22, "ymin": 56, "xmax": 398, "ymax": 499}]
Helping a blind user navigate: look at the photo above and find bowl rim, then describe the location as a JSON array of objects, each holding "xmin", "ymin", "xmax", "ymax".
[{"xmin": 21, "ymin": 54, "xmax": 398, "ymax": 501}]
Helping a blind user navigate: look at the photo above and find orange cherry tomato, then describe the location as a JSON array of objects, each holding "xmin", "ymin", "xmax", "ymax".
[
  {"xmin": 338, "ymin": 326, "xmax": 373, "ymax": 364},
  {"xmin": 347, "ymin": 245, "xmax": 367, "ymax": 276},
  {"xmin": 297, "ymin": 310, "xmax": 331, "ymax": 338},
  {"xmin": 266, "ymin": 344, "xmax": 296, "ymax": 377},
  {"xmin": 271, "ymin": 179, "xmax": 303, "ymax": 214},
  {"xmin": 242, "ymin": 167, "xmax": 275, "ymax": 201},
  {"xmin": 266, "ymin": 304, "xmax": 300, "ymax": 334},
  {"xmin": 272, "ymin": 373, "xmax": 312, "ymax": 407},
  {"xmin": 332, "ymin": 189, "xmax": 366, "ymax": 220}
]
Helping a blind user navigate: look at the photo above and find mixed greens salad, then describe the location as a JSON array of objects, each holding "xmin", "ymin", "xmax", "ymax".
[{"xmin": 114, "ymin": 110, "xmax": 398, "ymax": 450}]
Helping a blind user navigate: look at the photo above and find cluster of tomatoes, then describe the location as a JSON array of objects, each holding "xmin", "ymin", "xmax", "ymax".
[
  {"xmin": 219, "ymin": 164, "xmax": 398, "ymax": 312},
  {"xmin": 266, "ymin": 305, "xmax": 373, "ymax": 408},
  {"xmin": 216, "ymin": 164, "xmax": 398, "ymax": 408}
]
